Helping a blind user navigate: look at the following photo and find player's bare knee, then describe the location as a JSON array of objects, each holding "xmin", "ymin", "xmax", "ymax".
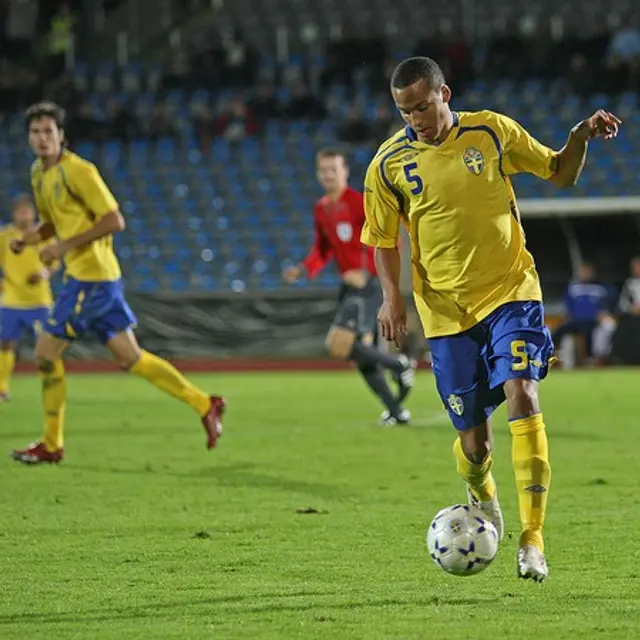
[
  {"xmin": 0, "ymin": 341, "xmax": 15, "ymax": 352},
  {"xmin": 112, "ymin": 350, "xmax": 140, "ymax": 371},
  {"xmin": 504, "ymin": 379, "xmax": 539, "ymax": 417},
  {"xmin": 325, "ymin": 328, "xmax": 355, "ymax": 360}
]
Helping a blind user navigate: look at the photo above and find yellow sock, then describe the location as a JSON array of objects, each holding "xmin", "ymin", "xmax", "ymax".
[
  {"xmin": 0, "ymin": 350, "xmax": 16, "ymax": 394},
  {"xmin": 131, "ymin": 350, "xmax": 210, "ymax": 415},
  {"xmin": 452, "ymin": 437, "xmax": 496, "ymax": 502},
  {"xmin": 41, "ymin": 359, "xmax": 66, "ymax": 452},
  {"xmin": 509, "ymin": 414, "xmax": 551, "ymax": 552}
]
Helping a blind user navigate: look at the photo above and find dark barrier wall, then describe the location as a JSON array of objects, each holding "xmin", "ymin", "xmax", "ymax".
[{"xmin": 64, "ymin": 290, "xmax": 340, "ymax": 360}]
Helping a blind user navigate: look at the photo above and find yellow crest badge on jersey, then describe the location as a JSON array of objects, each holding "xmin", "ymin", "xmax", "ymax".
[
  {"xmin": 447, "ymin": 394, "xmax": 464, "ymax": 416},
  {"xmin": 462, "ymin": 147, "xmax": 484, "ymax": 175}
]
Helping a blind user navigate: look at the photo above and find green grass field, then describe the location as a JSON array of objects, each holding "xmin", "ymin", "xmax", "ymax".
[{"xmin": 0, "ymin": 369, "xmax": 638, "ymax": 639}]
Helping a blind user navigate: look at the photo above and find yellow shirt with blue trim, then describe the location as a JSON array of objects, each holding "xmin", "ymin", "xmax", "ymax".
[
  {"xmin": 31, "ymin": 150, "xmax": 121, "ymax": 282},
  {"xmin": 361, "ymin": 110, "xmax": 558, "ymax": 338},
  {"xmin": 0, "ymin": 225, "xmax": 55, "ymax": 308}
]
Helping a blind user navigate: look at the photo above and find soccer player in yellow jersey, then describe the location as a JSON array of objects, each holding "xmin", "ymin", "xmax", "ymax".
[
  {"xmin": 362, "ymin": 57, "xmax": 621, "ymax": 581},
  {"xmin": 9, "ymin": 102, "xmax": 226, "ymax": 464},
  {"xmin": 0, "ymin": 195, "xmax": 59, "ymax": 401}
]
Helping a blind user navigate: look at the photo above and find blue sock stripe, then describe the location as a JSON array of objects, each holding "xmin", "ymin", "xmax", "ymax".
[{"xmin": 508, "ymin": 412, "xmax": 542, "ymax": 423}]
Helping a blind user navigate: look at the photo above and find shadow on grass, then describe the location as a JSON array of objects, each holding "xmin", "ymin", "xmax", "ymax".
[
  {"xmin": 0, "ymin": 592, "xmax": 494, "ymax": 626},
  {"xmin": 60, "ymin": 461, "xmax": 350, "ymax": 501}
]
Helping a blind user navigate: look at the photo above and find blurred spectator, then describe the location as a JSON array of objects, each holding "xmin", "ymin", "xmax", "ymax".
[
  {"xmin": 611, "ymin": 257, "xmax": 640, "ymax": 365},
  {"xmin": 442, "ymin": 30, "xmax": 472, "ymax": 90},
  {"xmin": 194, "ymin": 106, "xmax": 215, "ymax": 151},
  {"xmin": 608, "ymin": 18, "xmax": 640, "ymax": 62},
  {"xmin": 0, "ymin": 58, "xmax": 39, "ymax": 112},
  {"xmin": 213, "ymin": 97, "xmax": 260, "ymax": 142},
  {"xmin": 46, "ymin": 2, "xmax": 75, "ymax": 80},
  {"xmin": 286, "ymin": 83, "xmax": 326, "ymax": 119},
  {"xmin": 553, "ymin": 262, "xmax": 616, "ymax": 367},
  {"xmin": 148, "ymin": 102, "xmax": 178, "ymax": 140},
  {"xmin": 162, "ymin": 48, "xmax": 192, "ymax": 91},
  {"xmin": 322, "ymin": 27, "xmax": 387, "ymax": 90},
  {"xmin": 371, "ymin": 102, "xmax": 396, "ymax": 142},
  {"xmin": 250, "ymin": 84, "xmax": 281, "ymax": 121},
  {"xmin": 618, "ymin": 256, "xmax": 640, "ymax": 314},
  {"xmin": 567, "ymin": 54, "xmax": 594, "ymax": 98},
  {"xmin": 5, "ymin": 0, "xmax": 38, "ymax": 63},
  {"xmin": 69, "ymin": 102, "xmax": 104, "ymax": 143},
  {"xmin": 221, "ymin": 28, "xmax": 258, "ymax": 87},
  {"xmin": 337, "ymin": 106, "xmax": 371, "ymax": 144},
  {"xmin": 106, "ymin": 99, "xmax": 140, "ymax": 142}
]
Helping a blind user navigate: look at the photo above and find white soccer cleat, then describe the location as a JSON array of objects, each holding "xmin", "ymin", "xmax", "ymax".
[
  {"xmin": 517, "ymin": 545, "xmax": 549, "ymax": 582},
  {"xmin": 467, "ymin": 483, "xmax": 505, "ymax": 541},
  {"xmin": 379, "ymin": 408, "xmax": 411, "ymax": 426}
]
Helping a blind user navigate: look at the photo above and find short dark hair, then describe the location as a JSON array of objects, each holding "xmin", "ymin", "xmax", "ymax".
[
  {"xmin": 25, "ymin": 101, "xmax": 66, "ymax": 130},
  {"xmin": 316, "ymin": 147, "xmax": 349, "ymax": 168},
  {"xmin": 11, "ymin": 193, "xmax": 34, "ymax": 212},
  {"xmin": 390, "ymin": 57, "xmax": 446, "ymax": 90}
]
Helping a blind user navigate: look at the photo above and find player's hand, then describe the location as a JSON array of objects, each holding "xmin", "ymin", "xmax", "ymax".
[
  {"xmin": 378, "ymin": 291, "xmax": 407, "ymax": 347},
  {"xmin": 573, "ymin": 110, "xmax": 622, "ymax": 142},
  {"xmin": 283, "ymin": 265, "xmax": 303, "ymax": 284},
  {"xmin": 39, "ymin": 242, "xmax": 64, "ymax": 265},
  {"xmin": 10, "ymin": 238, "xmax": 26, "ymax": 254},
  {"xmin": 27, "ymin": 272, "xmax": 43, "ymax": 285}
]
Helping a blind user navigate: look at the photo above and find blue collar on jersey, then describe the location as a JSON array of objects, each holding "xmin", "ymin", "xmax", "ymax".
[{"xmin": 405, "ymin": 111, "xmax": 459, "ymax": 142}]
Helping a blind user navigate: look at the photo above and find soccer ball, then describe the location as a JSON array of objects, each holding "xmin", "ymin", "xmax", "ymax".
[{"xmin": 426, "ymin": 504, "xmax": 499, "ymax": 576}]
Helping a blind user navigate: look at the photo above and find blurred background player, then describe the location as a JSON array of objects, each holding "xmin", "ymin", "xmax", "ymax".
[
  {"xmin": 0, "ymin": 194, "xmax": 58, "ymax": 401},
  {"xmin": 552, "ymin": 261, "xmax": 617, "ymax": 367},
  {"xmin": 9, "ymin": 101, "xmax": 226, "ymax": 464},
  {"xmin": 363, "ymin": 56, "xmax": 621, "ymax": 581},
  {"xmin": 283, "ymin": 148, "xmax": 415, "ymax": 425}
]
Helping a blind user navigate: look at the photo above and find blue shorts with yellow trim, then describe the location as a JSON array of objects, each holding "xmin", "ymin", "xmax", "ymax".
[
  {"xmin": 428, "ymin": 301, "xmax": 554, "ymax": 431},
  {"xmin": 46, "ymin": 277, "xmax": 137, "ymax": 344},
  {"xmin": 0, "ymin": 306, "xmax": 50, "ymax": 342}
]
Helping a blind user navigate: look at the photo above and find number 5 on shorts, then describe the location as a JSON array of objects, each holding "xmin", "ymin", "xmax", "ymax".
[{"xmin": 510, "ymin": 340, "xmax": 528, "ymax": 371}]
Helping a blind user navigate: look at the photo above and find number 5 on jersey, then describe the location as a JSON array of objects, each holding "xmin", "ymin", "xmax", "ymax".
[
  {"xmin": 404, "ymin": 162, "xmax": 424, "ymax": 195},
  {"xmin": 510, "ymin": 340, "xmax": 528, "ymax": 371}
]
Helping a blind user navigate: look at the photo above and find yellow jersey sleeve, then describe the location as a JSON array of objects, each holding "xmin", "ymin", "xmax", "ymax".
[
  {"xmin": 494, "ymin": 113, "xmax": 558, "ymax": 180},
  {"xmin": 361, "ymin": 158, "xmax": 402, "ymax": 249},
  {"xmin": 66, "ymin": 159, "xmax": 119, "ymax": 218}
]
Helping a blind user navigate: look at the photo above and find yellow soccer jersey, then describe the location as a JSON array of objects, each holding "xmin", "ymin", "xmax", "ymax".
[
  {"xmin": 31, "ymin": 150, "xmax": 121, "ymax": 282},
  {"xmin": 0, "ymin": 225, "xmax": 54, "ymax": 308},
  {"xmin": 362, "ymin": 110, "xmax": 558, "ymax": 338}
]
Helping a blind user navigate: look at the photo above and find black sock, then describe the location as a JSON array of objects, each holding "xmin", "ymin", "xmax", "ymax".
[
  {"xmin": 358, "ymin": 364, "xmax": 401, "ymax": 415},
  {"xmin": 350, "ymin": 341, "xmax": 405, "ymax": 373}
]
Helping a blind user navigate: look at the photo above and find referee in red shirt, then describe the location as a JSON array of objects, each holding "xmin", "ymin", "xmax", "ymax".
[{"xmin": 283, "ymin": 148, "xmax": 415, "ymax": 425}]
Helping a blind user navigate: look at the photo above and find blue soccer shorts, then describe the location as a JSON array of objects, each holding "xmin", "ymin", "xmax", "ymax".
[
  {"xmin": 428, "ymin": 301, "xmax": 554, "ymax": 431},
  {"xmin": 0, "ymin": 306, "xmax": 50, "ymax": 342},
  {"xmin": 46, "ymin": 277, "xmax": 137, "ymax": 344}
]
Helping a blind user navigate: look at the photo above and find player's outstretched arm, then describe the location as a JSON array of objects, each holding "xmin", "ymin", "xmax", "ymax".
[{"xmin": 551, "ymin": 110, "xmax": 621, "ymax": 187}]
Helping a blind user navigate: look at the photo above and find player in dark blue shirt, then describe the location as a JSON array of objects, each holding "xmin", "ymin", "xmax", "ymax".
[{"xmin": 553, "ymin": 262, "xmax": 616, "ymax": 362}]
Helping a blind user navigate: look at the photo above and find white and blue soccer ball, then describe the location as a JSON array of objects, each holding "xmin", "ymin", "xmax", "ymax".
[{"xmin": 426, "ymin": 504, "xmax": 499, "ymax": 576}]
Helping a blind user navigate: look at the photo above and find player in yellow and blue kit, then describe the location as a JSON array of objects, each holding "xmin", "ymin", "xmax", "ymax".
[
  {"xmin": 0, "ymin": 195, "xmax": 59, "ymax": 401},
  {"xmin": 9, "ymin": 102, "xmax": 226, "ymax": 464},
  {"xmin": 362, "ymin": 57, "xmax": 621, "ymax": 581}
]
